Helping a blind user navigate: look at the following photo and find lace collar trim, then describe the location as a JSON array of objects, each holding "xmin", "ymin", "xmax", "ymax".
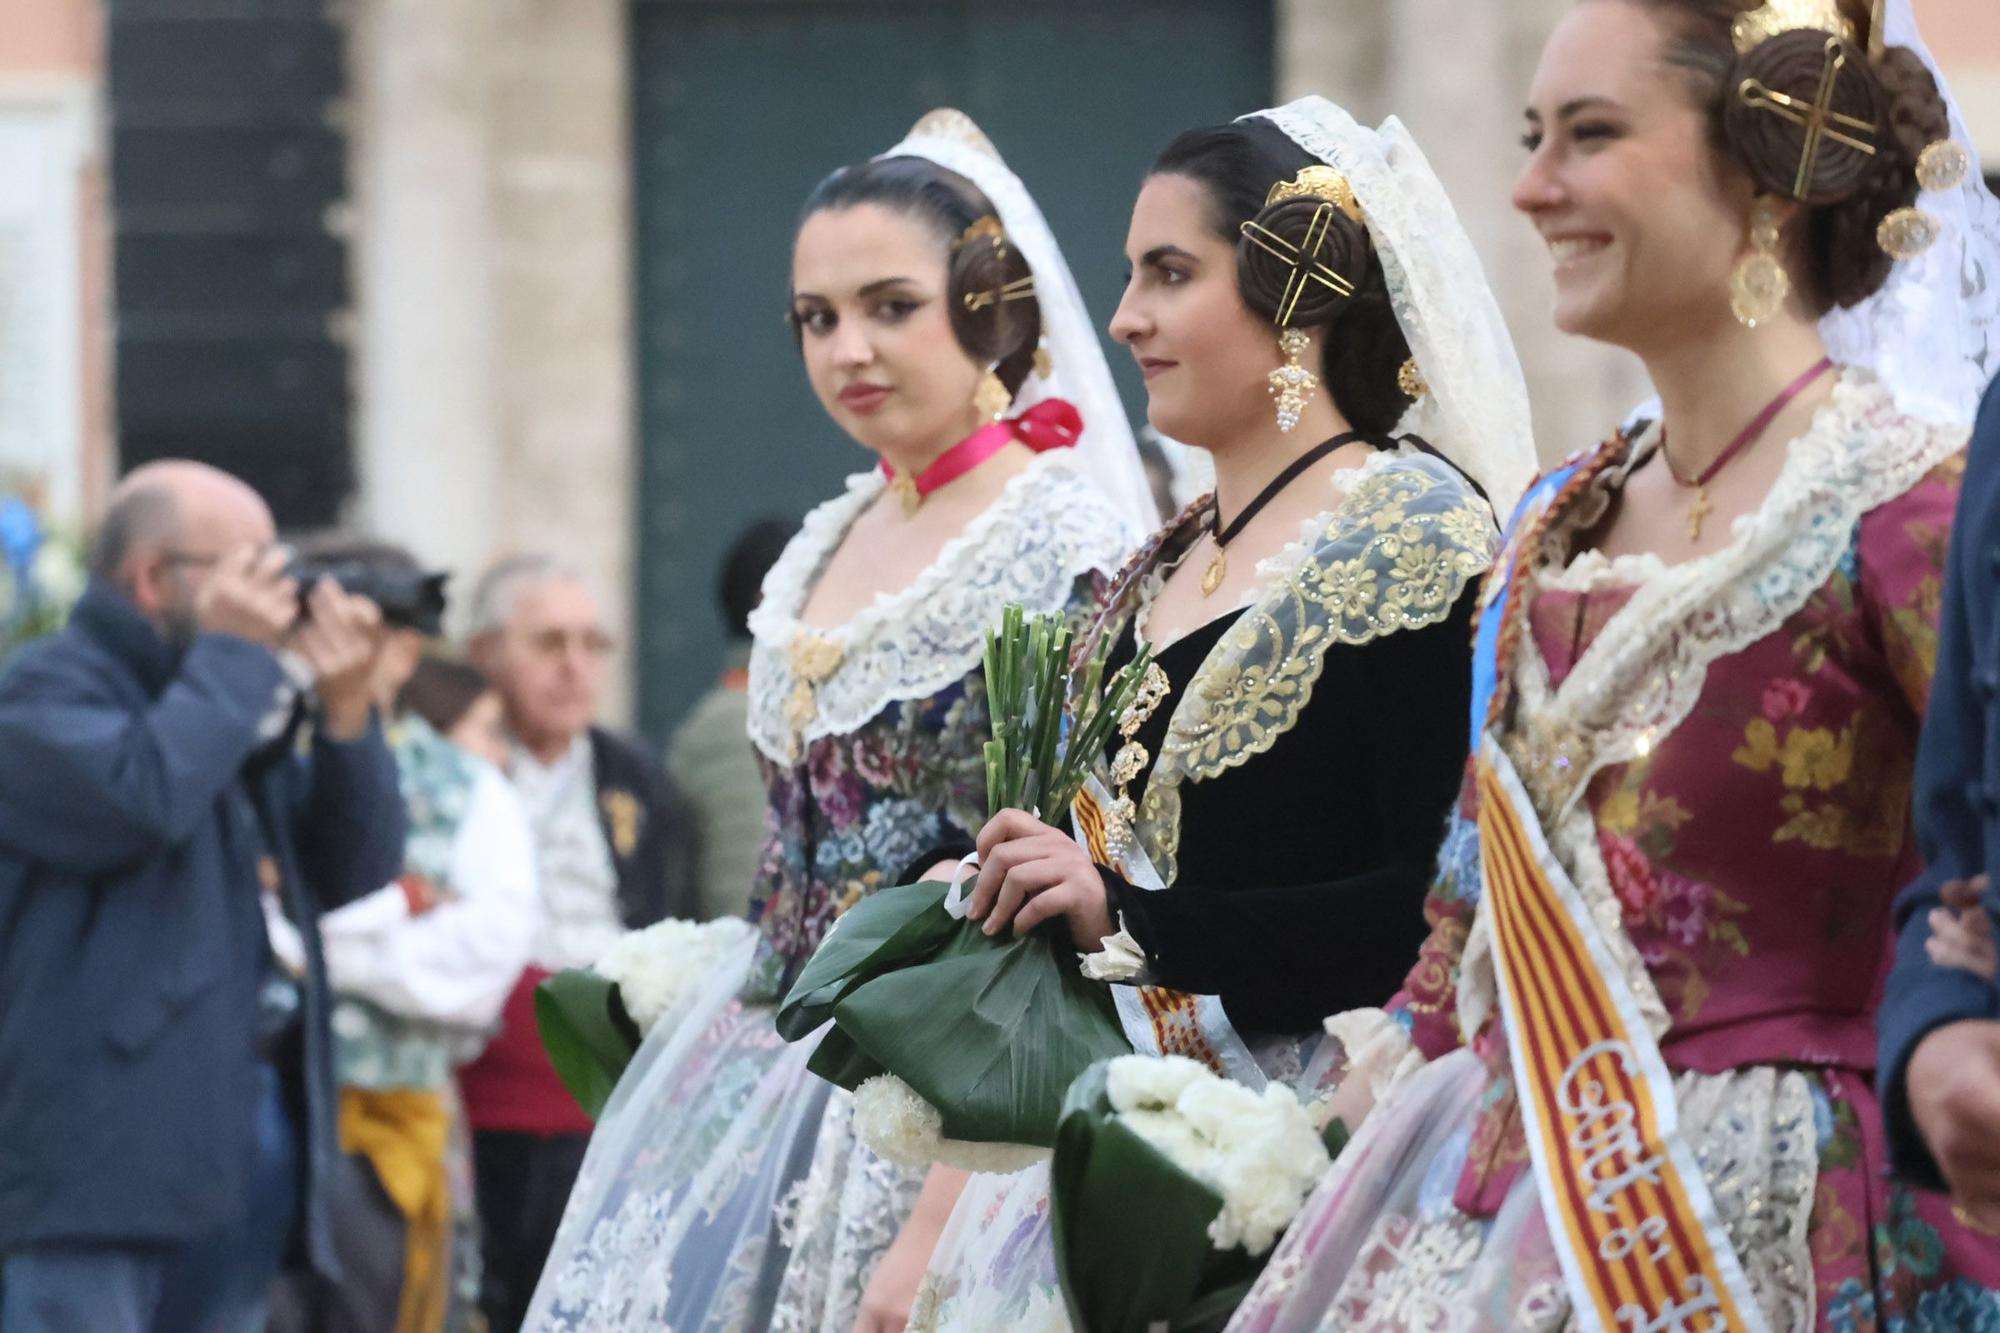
[{"xmin": 747, "ymin": 451, "xmax": 1129, "ymax": 763}]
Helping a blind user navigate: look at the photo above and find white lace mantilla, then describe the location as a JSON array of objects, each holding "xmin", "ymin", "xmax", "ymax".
[
  {"xmin": 1474, "ymin": 368, "xmax": 1964, "ymax": 1039},
  {"xmin": 746, "ymin": 451, "xmax": 1128, "ymax": 764}
]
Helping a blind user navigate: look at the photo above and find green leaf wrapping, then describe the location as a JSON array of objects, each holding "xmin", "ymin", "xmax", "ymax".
[
  {"xmin": 774, "ymin": 601, "xmax": 1166, "ymax": 1151},
  {"xmin": 1050, "ymin": 1062, "xmax": 1264, "ymax": 1333},
  {"xmin": 831, "ymin": 922, "xmax": 1130, "ymax": 1144},
  {"xmin": 775, "ymin": 880, "xmax": 958, "ymax": 1042},
  {"xmin": 780, "ymin": 885, "xmax": 1132, "ymax": 1146},
  {"xmin": 534, "ymin": 968, "xmax": 641, "ymax": 1121},
  {"xmin": 804, "ymin": 1023, "xmax": 885, "ymax": 1089}
]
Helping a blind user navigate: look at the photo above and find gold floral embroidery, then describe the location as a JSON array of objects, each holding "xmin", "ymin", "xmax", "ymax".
[
  {"xmin": 1134, "ymin": 456, "xmax": 1496, "ymax": 882},
  {"xmin": 1732, "ymin": 719, "xmax": 1854, "ymax": 792},
  {"xmin": 782, "ymin": 630, "xmax": 845, "ymax": 758},
  {"xmin": 833, "ymin": 872, "xmax": 880, "ymax": 918},
  {"xmin": 1104, "ymin": 662, "xmax": 1172, "ymax": 855},
  {"xmin": 1732, "ymin": 709, "xmax": 1907, "ymax": 857}
]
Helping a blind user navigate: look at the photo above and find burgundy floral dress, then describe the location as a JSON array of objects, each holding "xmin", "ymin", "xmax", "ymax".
[{"xmin": 1232, "ymin": 371, "xmax": 2000, "ymax": 1331}]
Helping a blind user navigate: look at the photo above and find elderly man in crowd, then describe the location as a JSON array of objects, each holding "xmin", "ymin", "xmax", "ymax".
[
  {"xmin": 0, "ymin": 461, "xmax": 407, "ymax": 1332},
  {"xmin": 456, "ymin": 554, "xmax": 694, "ymax": 1332}
]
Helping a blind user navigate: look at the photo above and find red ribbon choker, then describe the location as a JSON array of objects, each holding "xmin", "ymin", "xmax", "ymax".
[{"xmin": 880, "ymin": 397, "xmax": 1081, "ymax": 511}]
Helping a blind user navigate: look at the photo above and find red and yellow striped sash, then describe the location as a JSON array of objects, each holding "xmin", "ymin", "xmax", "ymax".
[{"xmin": 1476, "ymin": 747, "xmax": 1762, "ymax": 1332}]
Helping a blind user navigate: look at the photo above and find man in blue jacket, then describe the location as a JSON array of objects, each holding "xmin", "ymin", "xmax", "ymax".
[
  {"xmin": 1882, "ymin": 374, "xmax": 2000, "ymax": 1234},
  {"xmin": 0, "ymin": 461, "xmax": 408, "ymax": 1330}
]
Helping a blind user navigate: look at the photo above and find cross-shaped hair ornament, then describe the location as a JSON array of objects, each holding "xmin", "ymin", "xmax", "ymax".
[
  {"xmin": 1239, "ymin": 204, "xmax": 1356, "ymax": 327},
  {"xmin": 1737, "ymin": 36, "xmax": 1878, "ymax": 199}
]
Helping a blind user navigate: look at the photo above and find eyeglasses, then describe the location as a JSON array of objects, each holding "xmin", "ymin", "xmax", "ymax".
[{"xmin": 160, "ymin": 551, "xmax": 223, "ymax": 569}]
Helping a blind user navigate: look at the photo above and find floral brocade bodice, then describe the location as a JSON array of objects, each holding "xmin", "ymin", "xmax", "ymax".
[
  {"xmin": 741, "ymin": 453, "xmax": 1129, "ymax": 1000},
  {"xmin": 1528, "ymin": 549, "xmax": 1936, "ymax": 1069},
  {"xmin": 1396, "ymin": 372, "xmax": 1968, "ymax": 1078}
]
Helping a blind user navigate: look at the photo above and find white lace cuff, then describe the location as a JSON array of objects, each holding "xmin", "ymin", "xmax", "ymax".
[
  {"xmin": 1078, "ymin": 914, "xmax": 1149, "ymax": 983},
  {"xmin": 1323, "ymin": 1008, "xmax": 1425, "ymax": 1099}
]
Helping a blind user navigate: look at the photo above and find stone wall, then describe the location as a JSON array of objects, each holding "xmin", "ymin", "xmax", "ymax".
[
  {"xmin": 1, "ymin": 0, "xmax": 108, "ymax": 522},
  {"xmin": 346, "ymin": 0, "xmax": 637, "ymax": 719}
]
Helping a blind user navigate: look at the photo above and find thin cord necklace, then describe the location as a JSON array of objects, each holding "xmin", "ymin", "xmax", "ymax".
[
  {"xmin": 1201, "ymin": 431, "xmax": 1370, "ymax": 597},
  {"xmin": 1662, "ymin": 357, "xmax": 1832, "ymax": 542}
]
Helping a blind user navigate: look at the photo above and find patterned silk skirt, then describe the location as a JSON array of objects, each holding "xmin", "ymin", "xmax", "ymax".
[
  {"xmin": 1226, "ymin": 1048, "xmax": 2000, "ymax": 1333},
  {"xmin": 525, "ymin": 936, "xmax": 924, "ymax": 1332}
]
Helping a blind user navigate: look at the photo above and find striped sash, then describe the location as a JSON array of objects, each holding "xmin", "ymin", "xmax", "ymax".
[
  {"xmin": 1468, "ymin": 445, "xmax": 1763, "ymax": 1331},
  {"xmin": 1476, "ymin": 731, "xmax": 1762, "ymax": 1332}
]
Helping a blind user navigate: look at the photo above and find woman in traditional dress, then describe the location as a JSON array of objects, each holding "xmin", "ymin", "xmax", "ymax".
[
  {"xmin": 1229, "ymin": 1, "xmax": 2000, "ymax": 1328},
  {"xmin": 522, "ymin": 109, "xmax": 1152, "ymax": 1333},
  {"xmin": 855, "ymin": 96, "xmax": 1540, "ymax": 1331}
]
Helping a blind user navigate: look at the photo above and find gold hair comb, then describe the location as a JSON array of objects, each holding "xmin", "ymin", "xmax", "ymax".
[
  {"xmin": 1731, "ymin": 0, "xmax": 1858, "ymax": 53},
  {"xmin": 1263, "ymin": 165, "xmax": 1363, "ymax": 225}
]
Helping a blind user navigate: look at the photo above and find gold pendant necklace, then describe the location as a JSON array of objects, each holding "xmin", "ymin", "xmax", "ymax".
[
  {"xmin": 1200, "ymin": 545, "xmax": 1226, "ymax": 597},
  {"xmin": 1200, "ymin": 432, "xmax": 1362, "ymax": 600}
]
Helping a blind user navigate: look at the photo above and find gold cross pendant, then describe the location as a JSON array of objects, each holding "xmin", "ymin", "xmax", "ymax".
[{"xmin": 1686, "ymin": 486, "xmax": 1712, "ymax": 543}]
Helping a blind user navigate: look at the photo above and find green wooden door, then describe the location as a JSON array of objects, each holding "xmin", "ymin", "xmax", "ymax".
[{"xmin": 632, "ymin": 0, "xmax": 1273, "ymax": 739}]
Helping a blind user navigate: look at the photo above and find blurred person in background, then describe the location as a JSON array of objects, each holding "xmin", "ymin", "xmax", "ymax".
[
  {"xmin": 0, "ymin": 461, "xmax": 406, "ymax": 1333},
  {"xmin": 456, "ymin": 553, "xmax": 695, "ymax": 1332},
  {"xmin": 666, "ymin": 516, "xmax": 793, "ymax": 921},
  {"xmin": 269, "ymin": 538, "xmax": 535, "ymax": 1333}
]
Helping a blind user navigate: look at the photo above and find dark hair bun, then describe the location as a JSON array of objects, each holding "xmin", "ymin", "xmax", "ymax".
[
  {"xmin": 1723, "ymin": 30, "xmax": 1883, "ymax": 205},
  {"xmin": 946, "ymin": 222, "xmax": 1043, "ymax": 394},
  {"xmin": 1235, "ymin": 196, "xmax": 1371, "ymax": 328}
]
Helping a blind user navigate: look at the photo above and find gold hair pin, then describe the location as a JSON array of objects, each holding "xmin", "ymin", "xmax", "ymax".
[
  {"xmin": 1737, "ymin": 36, "xmax": 1877, "ymax": 199},
  {"xmin": 957, "ymin": 214, "xmax": 1006, "ymax": 252},
  {"xmin": 1879, "ymin": 138, "xmax": 1973, "ymax": 260},
  {"xmin": 1239, "ymin": 195, "xmax": 1357, "ymax": 329},
  {"xmin": 963, "ymin": 275, "xmax": 1036, "ymax": 313}
]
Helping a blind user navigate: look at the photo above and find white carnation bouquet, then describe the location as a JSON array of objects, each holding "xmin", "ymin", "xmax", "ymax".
[
  {"xmin": 537, "ymin": 917, "xmax": 756, "ymax": 1118},
  {"xmin": 1101, "ymin": 1056, "xmax": 1329, "ymax": 1253},
  {"xmin": 592, "ymin": 916, "xmax": 756, "ymax": 1035},
  {"xmin": 1051, "ymin": 1055, "xmax": 1349, "ymax": 1332}
]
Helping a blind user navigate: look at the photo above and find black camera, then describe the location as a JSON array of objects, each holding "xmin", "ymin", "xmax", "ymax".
[{"xmin": 289, "ymin": 561, "xmax": 450, "ymax": 636}]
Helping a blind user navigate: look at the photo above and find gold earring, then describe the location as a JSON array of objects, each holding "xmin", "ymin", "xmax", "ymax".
[
  {"xmin": 974, "ymin": 366, "xmax": 1012, "ymax": 421},
  {"xmin": 1268, "ymin": 328, "xmax": 1318, "ymax": 433},
  {"xmin": 1731, "ymin": 198, "xmax": 1791, "ymax": 328}
]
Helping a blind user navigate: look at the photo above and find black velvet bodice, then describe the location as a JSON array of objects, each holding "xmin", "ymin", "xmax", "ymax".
[{"xmin": 1098, "ymin": 579, "xmax": 1479, "ymax": 1035}]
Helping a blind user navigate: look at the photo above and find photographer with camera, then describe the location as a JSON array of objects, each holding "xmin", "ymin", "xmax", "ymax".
[{"xmin": 0, "ymin": 461, "xmax": 407, "ymax": 1333}]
